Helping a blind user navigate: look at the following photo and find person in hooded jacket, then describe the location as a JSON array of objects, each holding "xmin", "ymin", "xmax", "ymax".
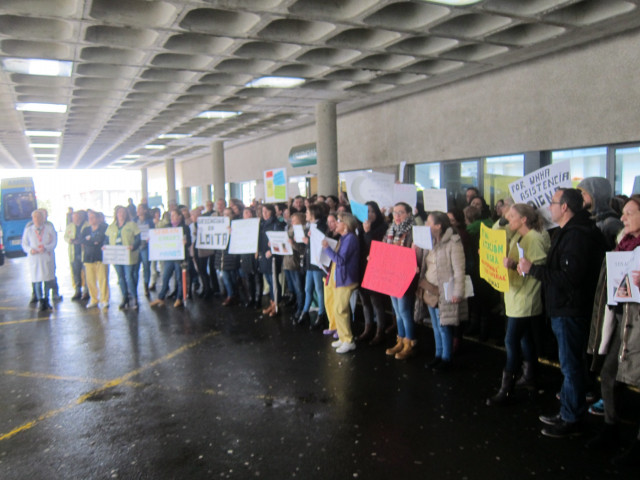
[
  {"xmin": 258, "ymin": 204, "xmax": 285, "ymax": 316},
  {"xmin": 577, "ymin": 177, "xmax": 624, "ymax": 252}
]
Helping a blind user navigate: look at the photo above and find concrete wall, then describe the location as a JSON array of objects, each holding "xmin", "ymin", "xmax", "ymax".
[{"xmin": 154, "ymin": 28, "xmax": 640, "ymax": 189}]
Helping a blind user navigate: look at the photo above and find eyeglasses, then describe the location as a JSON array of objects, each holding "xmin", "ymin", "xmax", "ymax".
[
  {"xmin": 392, "ymin": 211, "xmax": 407, "ymax": 216},
  {"xmin": 549, "ymin": 201, "xmax": 563, "ymax": 206}
]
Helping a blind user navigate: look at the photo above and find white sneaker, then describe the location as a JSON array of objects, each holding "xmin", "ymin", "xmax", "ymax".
[
  {"xmin": 86, "ymin": 302, "xmax": 98, "ymax": 309},
  {"xmin": 100, "ymin": 302, "xmax": 109, "ymax": 309},
  {"xmin": 331, "ymin": 340, "xmax": 342, "ymax": 348},
  {"xmin": 336, "ymin": 342, "xmax": 356, "ymax": 354}
]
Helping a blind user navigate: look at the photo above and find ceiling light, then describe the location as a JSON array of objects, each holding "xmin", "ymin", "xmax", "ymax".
[
  {"xmin": 114, "ymin": 159, "xmax": 137, "ymax": 164},
  {"xmin": 144, "ymin": 144, "xmax": 166, "ymax": 150},
  {"xmin": 30, "ymin": 143, "xmax": 60, "ymax": 148},
  {"xmin": 25, "ymin": 130, "xmax": 62, "ymax": 137},
  {"xmin": 33, "ymin": 153, "xmax": 58, "ymax": 158},
  {"xmin": 16, "ymin": 103, "xmax": 67, "ymax": 113},
  {"xmin": 2, "ymin": 58, "xmax": 73, "ymax": 77},
  {"xmin": 158, "ymin": 133, "xmax": 191, "ymax": 139},
  {"xmin": 35, "ymin": 159, "xmax": 56, "ymax": 164},
  {"xmin": 420, "ymin": 0, "xmax": 483, "ymax": 5},
  {"xmin": 197, "ymin": 111, "xmax": 241, "ymax": 119},
  {"xmin": 122, "ymin": 154, "xmax": 141, "ymax": 159},
  {"xmin": 246, "ymin": 77, "xmax": 305, "ymax": 88}
]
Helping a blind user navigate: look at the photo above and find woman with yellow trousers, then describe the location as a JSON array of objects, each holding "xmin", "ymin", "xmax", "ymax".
[{"xmin": 322, "ymin": 213, "xmax": 360, "ymax": 354}]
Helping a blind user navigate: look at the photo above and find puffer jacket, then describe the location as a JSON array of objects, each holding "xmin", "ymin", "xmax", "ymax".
[{"xmin": 577, "ymin": 177, "xmax": 624, "ymax": 251}]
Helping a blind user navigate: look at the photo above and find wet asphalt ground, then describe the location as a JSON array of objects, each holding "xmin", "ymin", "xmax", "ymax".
[{"xmin": 0, "ymin": 250, "xmax": 638, "ymax": 479}]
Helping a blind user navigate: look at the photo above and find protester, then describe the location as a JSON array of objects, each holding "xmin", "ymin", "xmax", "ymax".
[
  {"xmin": 81, "ymin": 210, "xmax": 109, "ymax": 309},
  {"xmin": 64, "ymin": 210, "xmax": 88, "ymax": 301},
  {"xmin": 105, "ymin": 206, "xmax": 141, "ymax": 310},
  {"xmin": 22, "ymin": 209, "xmax": 57, "ymax": 311},
  {"xmin": 135, "ymin": 203, "xmax": 155, "ymax": 298},
  {"xmin": 258, "ymin": 204, "xmax": 285, "ymax": 317}
]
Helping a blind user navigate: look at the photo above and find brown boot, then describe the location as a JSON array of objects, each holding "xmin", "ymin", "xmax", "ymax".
[
  {"xmin": 262, "ymin": 300, "xmax": 274, "ymax": 315},
  {"xmin": 356, "ymin": 323, "xmax": 374, "ymax": 342},
  {"xmin": 385, "ymin": 336, "xmax": 404, "ymax": 356},
  {"xmin": 395, "ymin": 338, "xmax": 417, "ymax": 360},
  {"xmin": 268, "ymin": 300, "xmax": 278, "ymax": 317}
]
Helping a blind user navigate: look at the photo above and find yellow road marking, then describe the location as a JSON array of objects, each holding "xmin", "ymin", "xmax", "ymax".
[{"xmin": 0, "ymin": 330, "xmax": 220, "ymax": 442}]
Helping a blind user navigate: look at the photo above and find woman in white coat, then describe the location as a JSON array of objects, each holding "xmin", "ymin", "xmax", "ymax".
[{"xmin": 22, "ymin": 209, "xmax": 57, "ymax": 311}]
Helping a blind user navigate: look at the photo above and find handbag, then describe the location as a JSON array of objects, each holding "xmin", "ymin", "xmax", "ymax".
[{"xmin": 419, "ymin": 278, "xmax": 439, "ymax": 308}]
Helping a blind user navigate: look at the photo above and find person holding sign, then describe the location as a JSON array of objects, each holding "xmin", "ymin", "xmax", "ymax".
[
  {"xmin": 416, "ymin": 212, "xmax": 466, "ymax": 371},
  {"xmin": 81, "ymin": 210, "xmax": 109, "ymax": 309},
  {"xmin": 258, "ymin": 204, "xmax": 285, "ymax": 317},
  {"xmin": 322, "ymin": 213, "xmax": 360, "ymax": 354},
  {"xmin": 384, "ymin": 202, "xmax": 418, "ymax": 360},
  {"xmin": 215, "ymin": 208, "xmax": 240, "ymax": 306},
  {"xmin": 586, "ymin": 194, "xmax": 640, "ymax": 466},
  {"xmin": 105, "ymin": 206, "xmax": 141, "ymax": 310},
  {"xmin": 135, "ymin": 203, "xmax": 155, "ymax": 298},
  {"xmin": 486, "ymin": 204, "xmax": 549, "ymax": 406},
  {"xmin": 519, "ymin": 188, "xmax": 606, "ymax": 438}
]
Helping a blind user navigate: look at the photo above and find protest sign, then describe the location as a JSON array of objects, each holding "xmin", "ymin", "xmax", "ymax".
[
  {"xmin": 139, "ymin": 223, "xmax": 150, "ymax": 242},
  {"xmin": 351, "ymin": 201, "xmax": 369, "ymax": 223},
  {"xmin": 266, "ymin": 231, "xmax": 293, "ymax": 255},
  {"xmin": 293, "ymin": 224, "xmax": 305, "ymax": 243},
  {"xmin": 393, "ymin": 184, "xmax": 417, "ymax": 209},
  {"xmin": 422, "ymin": 189, "xmax": 448, "ymax": 213},
  {"xmin": 509, "ymin": 161, "xmax": 571, "ymax": 227},
  {"xmin": 309, "ymin": 225, "xmax": 337, "ymax": 269},
  {"xmin": 412, "ymin": 225, "xmax": 433, "ymax": 250},
  {"xmin": 102, "ymin": 245, "xmax": 134, "ymax": 265},
  {"xmin": 264, "ymin": 167, "xmax": 288, "ymax": 203},
  {"xmin": 479, "ymin": 223, "xmax": 509, "ymax": 293},
  {"xmin": 362, "ymin": 241, "xmax": 417, "ymax": 297},
  {"xmin": 228, "ymin": 218, "xmax": 260, "ymax": 254},
  {"xmin": 149, "ymin": 227, "xmax": 185, "ymax": 261},
  {"xmin": 606, "ymin": 248, "xmax": 640, "ymax": 304},
  {"xmin": 196, "ymin": 216, "xmax": 230, "ymax": 250},
  {"xmin": 344, "ymin": 171, "xmax": 395, "ymax": 209}
]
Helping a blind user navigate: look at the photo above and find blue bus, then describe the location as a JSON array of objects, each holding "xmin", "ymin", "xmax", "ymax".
[{"xmin": 0, "ymin": 177, "xmax": 37, "ymax": 256}]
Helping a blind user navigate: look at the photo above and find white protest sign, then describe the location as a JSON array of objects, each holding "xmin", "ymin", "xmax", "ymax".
[
  {"xmin": 309, "ymin": 225, "xmax": 337, "ymax": 269},
  {"xmin": 196, "ymin": 216, "xmax": 230, "ymax": 250},
  {"xmin": 102, "ymin": 245, "xmax": 134, "ymax": 265},
  {"xmin": 293, "ymin": 224, "xmax": 305, "ymax": 243},
  {"xmin": 266, "ymin": 231, "xmax": 293, "ymax": 256},
  {"xmin": 149, "ymin": 227, "xmax": 185, "ymax": 261},
  {"xmin": 606, "ymin": 248, "xmax": 640, "ymax": 304},
  {"xmin": 228, "ymin": 218, "xmax": 260, "ymax": 254},
  {"xmin": 509, "ymin": 161, "xmax": 572, "ymax": 228},
  {"xmin": 393, "ymin": 184, "xmax": 417, "ymax": 209},
  {"xmin": 423, "ymin": 189, "xmax": 448, "ymax": 213},
  {"xmin": 344, "ymin": 171, "xmax": 395, "ymax": 209},
  {"xmin": 138, "ymin": 223, "xmax": 150, "ymax": 242},
  {"xmin": 412, "ymin": 226, "xmax": 433, "ymax": 250}
]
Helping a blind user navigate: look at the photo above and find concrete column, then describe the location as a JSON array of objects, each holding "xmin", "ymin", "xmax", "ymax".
[
  {"xmin": 141, "ymin": 168, "xmax": 148, "ymax": 203},
  {"xmin": 316, "ymin": 101, "xmax": 338, "ymax": 197},
  {"xmin": 212, "ymin": 141, "xmax": 226, "ymax": 202},
  {"xmin": 165, "ymin": 158, "xmax": 176, "ymax": 206},
  {"xmin": 204, "ymin": 184, "xmax": 212, "ymax": 202}
]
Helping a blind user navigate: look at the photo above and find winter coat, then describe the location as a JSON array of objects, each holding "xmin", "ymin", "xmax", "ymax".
[
  {"xmin": 105, "ymin": 220, "xmax": 141, "ymax": 264},
  {"xmin": 303, "ymin": 218, "xmax": 327, "ymax": 272},
  {"xmin": 80, "ymin": 223, "xmax": 107, "ymax": 263},
  {"xmin": 416, "ymin": 228, "xmax": 467, "ymax": 326},
  {"xmin": 323, "ymin": 232, "xmax": 360, "ymax": 288},
  {"xmin": 283, "ymin": 224, "xmax": 304, "ymax": 271},
  {"xmin": 577, "ymin": 177, "xmax": 624, "ymax": 251},
  {"xmin": 258, "ymin": 216, "xmax": 285, "ymax": 274},
  {"xmin": 528, "ymin": 210, "xmax": 606, "ymax": 318},
  {"xmin": 22, "ymin": 222, "xmax": 57, "ymax": 282},
  {"xmin": 64, "ymin": 221, "xmax": 89, "ymax": 261}
]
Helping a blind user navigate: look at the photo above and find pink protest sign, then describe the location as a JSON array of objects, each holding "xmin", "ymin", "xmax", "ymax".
[{"xmin": 362, "ymin": 241, "xmax": 417, "ymax": 297}]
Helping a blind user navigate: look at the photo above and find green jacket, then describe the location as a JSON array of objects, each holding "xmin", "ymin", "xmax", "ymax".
[
  {"xmin": 105, "ymin": 220, "xmax": 141, "ymax": 264},
  {"xmin": 64, "ymin": 221, "xmax": 89, "ymax": 261},
  {"xmin": 504, "ymin": 229, "xmax": 550, "ymax": 318}
]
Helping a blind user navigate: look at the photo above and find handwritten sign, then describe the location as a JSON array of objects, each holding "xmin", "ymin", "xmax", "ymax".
[
  {"xmin": 266, "ymin": 231, "xmax": 293, "ymax": 255},
  {"xmin": 479, "ymin": 223, "xmax": 509, "ymax": 293},
  {"xmin": 606, "ymin": 248, "xmax": 640, "ymax": 304},
  {"xmin": 228, "ymin": 218, "xmax": 260, "ymax": 254},
  {"xmin": 509, "ymin": 161, "xmax": 571, "ymax": 227},
  {"xmin": 149, "ymin": 227, "xmax": 185, "ymax": 261},
  {"xmin": 102, "ymin": 245, "xmax": 134, "ymax": 265},
  {"xmin": 344, "ymin": 171, "xmax": 394, "ymax": 209},
  {"xmin": 423, "ymin": 189, "xmax": 448, "ymax": 213},
  {"xmin": 196, "ymin": 216, "xmax": 230, "ymax": 250},
  {"xmin": 361, "ymin": 241, "xmax": 417, "ymax": 297},
  {"xmin": 309, "ymin": 225, "xmax": 337, "ymax": 269},
  {"xmin": 412, "ymin": 226, "xmax": 433, "ymax": 250},
  {"xmin": 393, "ymin": 184, "xmax": 417, "ymax": 209},
  {"xmin": 293, "ymin": 224, "xmax": 305, "ymax": 243},
  {"xmin": 264, "ymin": 167, "xmax": 288, "ymax": 203}
]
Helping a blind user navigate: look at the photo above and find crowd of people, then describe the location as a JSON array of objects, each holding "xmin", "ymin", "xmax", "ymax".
[{"xmin": 20, "ymin": 180, "xmax": 640, "ymax": 466}]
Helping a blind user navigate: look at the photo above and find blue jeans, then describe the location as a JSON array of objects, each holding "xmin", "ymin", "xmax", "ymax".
[
  {"xmin": 158, "ymin": 261, "xmax": 182, "ymax": 301},
  {"xmin": 285, "ymin": 269, "xmax": 305, "ymax": 313},
  {"xmin": 219, "ymin": 269, "xmax": 238, "ymax": 298},
  {"xmin": 428, "ymin": 305, "xmax": 452, "ymax": 361},
  {"xmin": 504, "ymin": 316, "xmax": 537, "ymax": 373},
  {"xmin": 391, "ymin": 294, "xmax": 415, "ymax": 340},
  {"xmin": 303, "ymin": 270, "xmax": 325, "ymax": 315},
  {"xmin": 551, "ymin": 316, "xmax": 589, "ymax": 423},
  {"xmin": 135, "ymin": 247, "xmax": 151, "ymax": 288},
  {"xmin": 114, "ymin": 264, "xmax": 137, "ymax": 301}
]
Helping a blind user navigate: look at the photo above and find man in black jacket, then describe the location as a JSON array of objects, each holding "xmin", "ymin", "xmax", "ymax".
[{"xmin": 519, "ymin": 188, "xmax": 606, "ymax": 438}]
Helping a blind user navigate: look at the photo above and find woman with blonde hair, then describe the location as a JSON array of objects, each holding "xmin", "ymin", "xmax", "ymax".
[{"xmin": 105, "ymin": 206, "xmax": 140, "ymax": 309}]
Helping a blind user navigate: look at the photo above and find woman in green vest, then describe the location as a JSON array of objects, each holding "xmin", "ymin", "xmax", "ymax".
[{"xmin": 105, "ymin": 205, "xmax": 141, "ymax": 309}]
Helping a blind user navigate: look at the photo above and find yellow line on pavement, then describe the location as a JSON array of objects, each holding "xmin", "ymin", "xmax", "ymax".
[{"xmin": 0, "ymin": 330, "xmax": 220, "ymax": 442}]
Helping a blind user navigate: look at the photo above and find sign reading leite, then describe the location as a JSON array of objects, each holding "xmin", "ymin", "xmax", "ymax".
[
  {"xmin": 479, "ymin": 223, "xmax": 509, "ymax": 293},
  {"xmin": 361, "ymin": 241, "xmax": 417, "ymax": 298},
  {"xmin": 149, "ymin": 227, "xmax": 185, "ymax": 261}
]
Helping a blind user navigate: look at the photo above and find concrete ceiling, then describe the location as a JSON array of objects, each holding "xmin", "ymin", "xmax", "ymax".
[{"xmin": 1, "ymin": 0, "xmax": 640, "ymax": 171}]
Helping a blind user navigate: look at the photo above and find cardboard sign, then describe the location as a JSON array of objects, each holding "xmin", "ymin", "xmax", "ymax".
[
  {"xmin": 102, "ymin": 245, "xmax": 134, "ymax": 265},
  {"xmin": 361, "ymin": 241, "xmax": 417, "ymax": 297},
  {"xmin": 412, "ymin": 226, "xmax": 433, "ymax": 250},
  {"xmin": 393, "ymin": 184, "xmax": 417, "ymax": 209},
  {"xmin": 351, "ymin": 200, "xmax": 369, "ymax": 223},
  {"xmin": 149, "ymin": 227, "xmax": 185, "ymax": 261},
  {"xmin": 264, "ymin": 167, "xmax": 288, "ymax": 203},
  {"xmin": 606, "ymin": 248, "xmax": 640, "ymax": 305},
  {"xmin": 509, "ymin": 161, "xmax": 572, "ymax": 227},
  {"xmin": 479, "ymin": 223, "xmax": 509, "ymax": 293},
  {"xmin": 228, "ymin": 218, "xmax": 260, "ymax": 254},
  {"xmin": 266, "ymin": 231, "xmax": 293, "ymax": 255},
  {"xmin": 423, "ymin": 189, "xmax": 448, "ymax": 213},
  {"xmin": 196, "ymin": 216, "xmax": 230, "ymax": 250}
]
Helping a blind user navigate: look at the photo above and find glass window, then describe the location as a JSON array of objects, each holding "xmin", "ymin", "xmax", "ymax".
[
  {"xmin": 484, "ymin": 154, "xmax": 524, "ymax": 207},
  {"xmin": 442, "ymin": 159, "xmax": 479, "ymax": 209},
  {"xmin": 414, "ymin": 162, "xmax": 440, "ymax": 190},
  {"xmin": 615, "ymin": 146, "xmax": 640, "ymax": 195},
  {"xmin": 3, "ymin": 192, "xmax": 37, "ymax": 220},
  {"xmin": 239, "ymin": 180, "xmax": 257, "ymax": 206},
  {"xmin": 551, "ymin": 147, "xmax": 606, "ymax": 187}
]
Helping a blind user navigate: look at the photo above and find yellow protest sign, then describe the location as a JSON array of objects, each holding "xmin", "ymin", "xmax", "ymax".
[{"xmin": 479, "ymin": 223, "xmax": 509, "ymax": 293}]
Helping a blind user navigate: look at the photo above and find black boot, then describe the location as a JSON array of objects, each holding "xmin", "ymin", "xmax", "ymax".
[
  {"xmin": 586, "ymin": 423, "xmax": 619, "ymax": 450},
  {"xmin": 369, "ymin": 322, "xmax": 385, "ymax": 346},
  {"xmin": 357, "ymin": 323, "xmax": 374, "ymax": 342},
  {"xmin": 39, "ymin": 299, "xmax": 51, "ymax": 311},
  {"xmin": 515, "ymin": 361, "xmax": 536, "ymax": 390},
  {"xmin": 71, "ymin": 288, "xmax": 82, "ymax": 301},
  {"xmin": 310, "ymin": 312, "xmax": 326, "ymax": 331},
  {"xmin": 297, "ymin": 311, "xmax": 310, "ymax": 326},
  {"xmin": 486, "ymin": 371, "xmax": 516, "ymax": 406}
]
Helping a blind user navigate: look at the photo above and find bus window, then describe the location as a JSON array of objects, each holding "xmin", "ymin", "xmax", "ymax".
[{"xmin": 3, "ymin": 192, "xmax": 37, "ymax": 220}]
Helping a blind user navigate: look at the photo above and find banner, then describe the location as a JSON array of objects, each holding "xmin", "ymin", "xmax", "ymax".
[
  {"xmin": 266, "ymin": 231, "xmax": 293, "ymax": 255},
  {"xmin": 228, "ymin": 218, "xmax": 260, "ymax": 254},
  {"xmin": 508, "ymin": 161, "xmax": 572, "ymax": 227},
  {"xmin": 343, "ymin": 171, "xmax": 395, "ymax": 209},
  {"xmin": 149, "ymin": 227, "xmax": 185, "ymax": 261},
  {"xmin": 479, "ymin": 223, "xmax": 509, "ymax": 293},
  {"xmin": 361, "ymin": 241, "xmax": 417, "ymax": 297},
  {"xmin": 264, "ymin": 167, "xmax": 288, "ymax": 203},
  {"xmin": 196, "ymin": 216, "xmax": 230, "ymax": 250},
  {"xmin": 606, "ymin": 248, "xmax": 640, "ymax": 305},
  {"xmin": 422, "ymin": 189, "xmax": 448, "ymax": 213},
  {"xmin": 102, "ymin": 245, "xmax": 134, "ymax": 265}
]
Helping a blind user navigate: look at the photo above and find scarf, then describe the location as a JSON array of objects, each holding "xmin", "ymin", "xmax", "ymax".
[
  {"xmin": 615, "ymin": 233, "xmax": 640, "ymax": 252},
  {"xmin": 385, "ymin": 216, "xmax": 414, "ymax": 246}
]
